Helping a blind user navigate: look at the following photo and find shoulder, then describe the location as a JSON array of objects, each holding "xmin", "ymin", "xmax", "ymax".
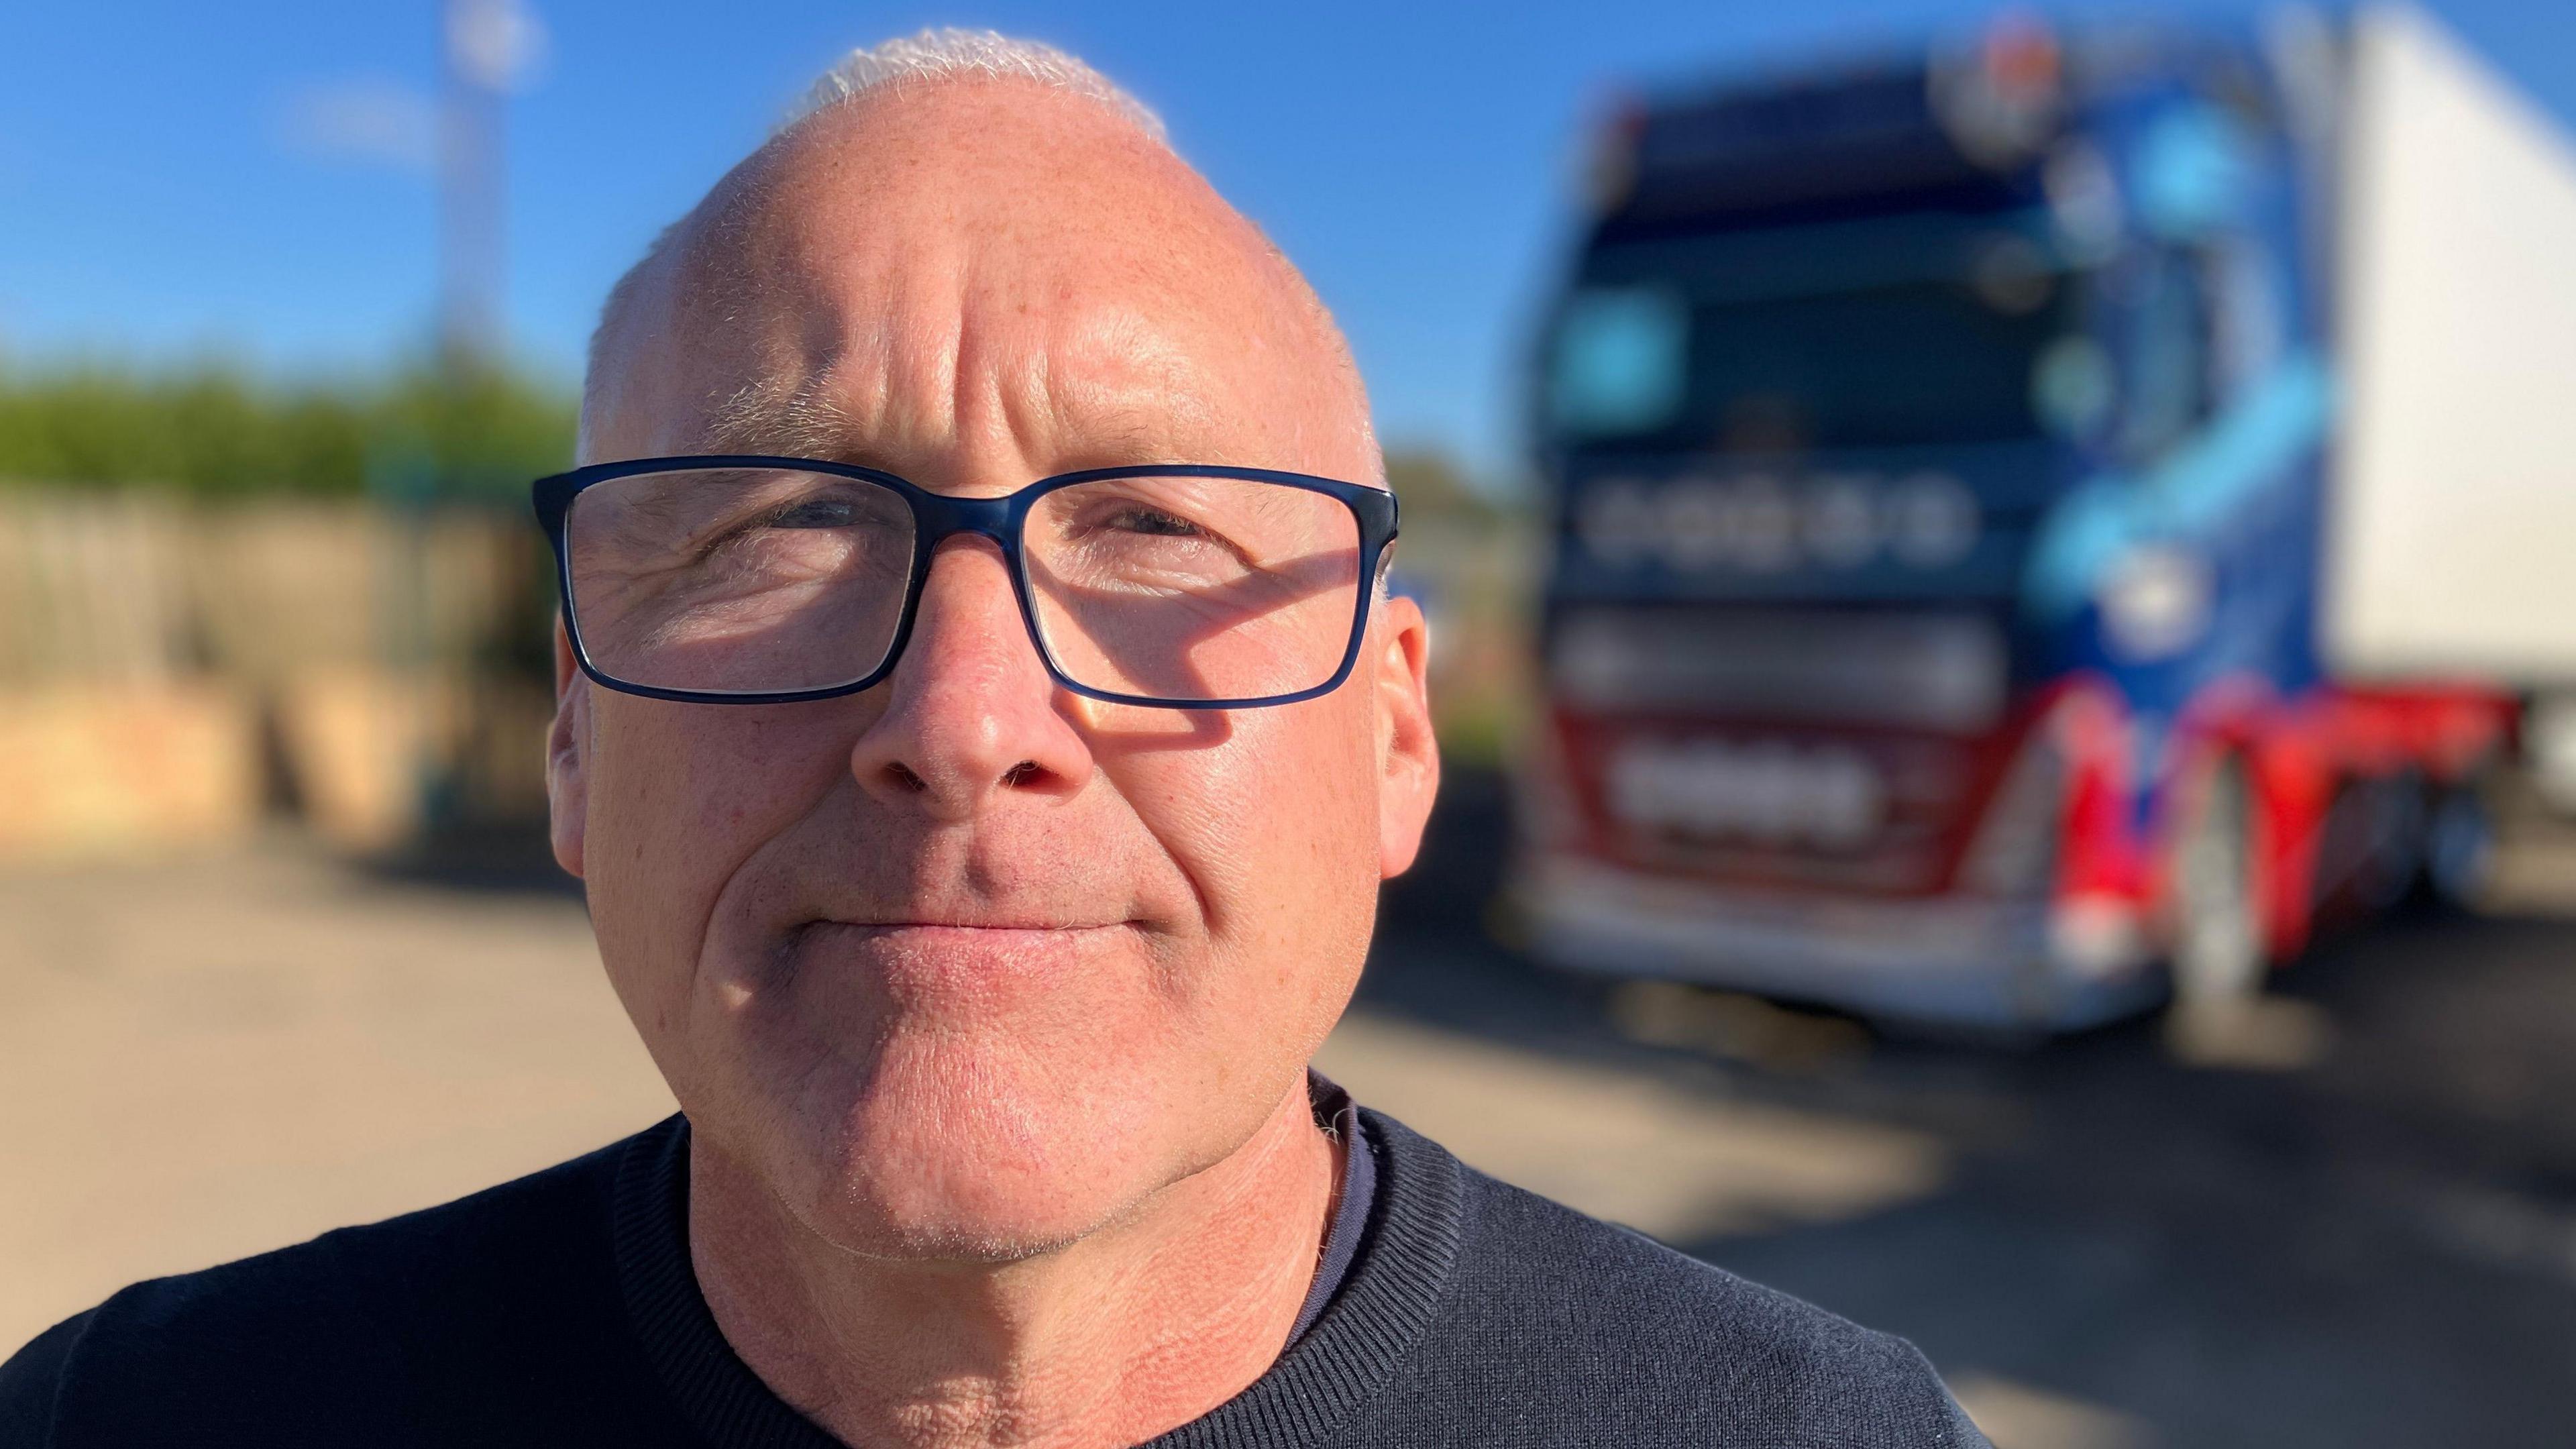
[
  {"xmin": 1363, "ymin": 1110, "xmax": 1988, "ymax": 1447},
  {"xmin": 0, "ymin": 1120, "xmax": 682, "ymax": 1448},
  {"xmin": 0, "ymin": 1311, "xmax": 86, "ymax": 1449}
]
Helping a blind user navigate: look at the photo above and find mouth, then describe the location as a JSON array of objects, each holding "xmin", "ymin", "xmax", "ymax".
[
  {"xmin": 785, "ymin": 918, "xmax": 1142, "ymax": 998},
  {"xmin": 814, "ymin": 918, "xmax": 1138, "ymax": 937},
  {"xmin": 794, "ymin": 916, "xmax": 1142, "ymax": 962}
]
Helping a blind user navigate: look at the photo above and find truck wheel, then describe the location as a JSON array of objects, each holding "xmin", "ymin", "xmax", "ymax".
[
  {"xmin": 2165, "ymin": 758, "xmax": 2268, "ymax": 1051},
  {"xmin": 2419, "ymin": 773, "xmax": 2497, "ymax": 911}
]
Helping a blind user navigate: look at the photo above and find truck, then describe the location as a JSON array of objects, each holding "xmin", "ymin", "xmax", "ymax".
[{"xmin": 1511, "ymin": 4, "xmax": 2576, "ymax": 1036}]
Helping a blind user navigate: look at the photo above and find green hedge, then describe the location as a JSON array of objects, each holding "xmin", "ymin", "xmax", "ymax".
[{"xmin": 0, "ymin": 358, "xmax": 577, "ymax": 504}]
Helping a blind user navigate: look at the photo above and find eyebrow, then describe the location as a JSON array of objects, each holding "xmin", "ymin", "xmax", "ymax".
[{"xmin": 699, "ymin": 377, "xmax": 857, "ymax": 460}]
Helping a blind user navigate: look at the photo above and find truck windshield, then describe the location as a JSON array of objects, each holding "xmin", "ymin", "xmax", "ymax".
[{"xmin": 1550, "ymin": 274, "xmax": 2073, "ymax": 452}]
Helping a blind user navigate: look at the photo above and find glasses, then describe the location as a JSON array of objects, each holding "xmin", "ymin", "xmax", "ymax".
[{"xmin": 533, "ymin": 456, "xmax": 1399, "ymax": 710}]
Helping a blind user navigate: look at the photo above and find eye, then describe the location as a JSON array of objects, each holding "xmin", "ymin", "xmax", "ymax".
[
  {"xmin": 765, "ymin": 497, "xmax": 859, "ymax": 530},
  {"xmin": 1103, "ymin": 506, "xmax": 1205, "ymax": 539}
]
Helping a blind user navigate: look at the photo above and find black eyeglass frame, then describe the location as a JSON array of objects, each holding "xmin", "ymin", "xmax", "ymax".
[{"xmin": 532, "ymin": 455, "xmax": 1400, "ymax": 710}]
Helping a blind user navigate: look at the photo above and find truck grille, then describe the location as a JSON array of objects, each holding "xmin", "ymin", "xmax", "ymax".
[{"xmin": 1550, "ymin": 710, "xmax": 1990, "ymax": 895}]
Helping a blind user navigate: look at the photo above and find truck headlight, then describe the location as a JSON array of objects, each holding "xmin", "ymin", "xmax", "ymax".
[{"xmin": 2096, "ymin": 545, "xmax": 2213, "ymax": 661}]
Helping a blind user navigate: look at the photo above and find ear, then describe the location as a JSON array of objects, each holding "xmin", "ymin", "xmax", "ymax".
[
  {"xmin": 547, "ymin": 615, "xmax": 590, "ymax": 879},
  {"xmin": 1371, "ymin": 590, "xmax": 1440, "ymax": 879}
]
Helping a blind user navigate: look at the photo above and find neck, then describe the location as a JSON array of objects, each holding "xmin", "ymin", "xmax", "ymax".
[{"xmin": 688, "ymin": 1079, "xmax": 1343, "ymax": 1449}]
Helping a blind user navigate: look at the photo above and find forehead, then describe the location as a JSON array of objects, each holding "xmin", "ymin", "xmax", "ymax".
[{"xmin": 608, "ymin": 83, "xmax": 1360, "ymax": 480}]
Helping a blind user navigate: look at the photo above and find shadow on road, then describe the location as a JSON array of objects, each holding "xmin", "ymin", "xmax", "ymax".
[
  {"xmin": 356, "ymin": 822, "xmax": 585, "ymax": 900},
  {"xmin": 1368, "ymin": 767, "xmax": 2576, "ymax": 1448}
]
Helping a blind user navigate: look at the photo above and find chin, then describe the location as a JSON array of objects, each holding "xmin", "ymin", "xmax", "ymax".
[{"xmin": 770, "ymin": 1028, "xmax": 1171, "ymax": 1264}]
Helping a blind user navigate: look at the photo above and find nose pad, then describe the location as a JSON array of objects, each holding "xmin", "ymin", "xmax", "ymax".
[{"xmin": 845, "ymin": 537, "xmax": 1092, "ymax": 816}]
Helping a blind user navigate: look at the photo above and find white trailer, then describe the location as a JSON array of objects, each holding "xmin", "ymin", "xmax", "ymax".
[{"xmin": 2327, "ymin": 3, "xmax": 2576, "ymax": 692}]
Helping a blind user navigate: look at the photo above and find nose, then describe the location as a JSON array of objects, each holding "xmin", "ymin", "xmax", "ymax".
[{"xmin": 846, "ymin": 536, "xmax": 1094, "ymax": 819}]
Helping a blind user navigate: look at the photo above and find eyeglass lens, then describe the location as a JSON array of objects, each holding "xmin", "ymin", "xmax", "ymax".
[{"xmin": 563, "ymin": 468, "xmax": 1363, "ymax": 702}]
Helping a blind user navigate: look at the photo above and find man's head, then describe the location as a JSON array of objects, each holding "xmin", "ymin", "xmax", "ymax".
[{"xmin": 550, "ymin": 32, "xmax": 1438, "ymax": 1262}]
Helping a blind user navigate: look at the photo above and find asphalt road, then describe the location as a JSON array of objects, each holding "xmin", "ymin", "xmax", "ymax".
[
  {"xmin": 1358, "ymin": 771, "xmax": 2576, "ymax": 1448},
  {"xmin": 3, "ymin": 771, "xmax": 2572, "ymax": 1448}
]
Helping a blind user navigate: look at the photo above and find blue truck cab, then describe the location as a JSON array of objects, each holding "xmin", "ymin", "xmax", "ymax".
[{"xmin": 1512, "ymin": 13, "xmax": 2512, "ymax": 1031}]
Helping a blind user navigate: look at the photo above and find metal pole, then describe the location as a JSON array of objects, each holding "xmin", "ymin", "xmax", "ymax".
[{"xmin": 437, "ymin": 0, "xmax": 521, "ymax": 366}]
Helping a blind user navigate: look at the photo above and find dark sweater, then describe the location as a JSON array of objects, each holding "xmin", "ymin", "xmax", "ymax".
[{"xmin": 1, "ymin": 1110, "xmax": 1987, "ymax": 1447}]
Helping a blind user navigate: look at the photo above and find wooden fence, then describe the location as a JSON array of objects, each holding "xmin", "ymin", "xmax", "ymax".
[{"xmin": 0, "ymin": 490, "xmax": 554, "ymax": 859}]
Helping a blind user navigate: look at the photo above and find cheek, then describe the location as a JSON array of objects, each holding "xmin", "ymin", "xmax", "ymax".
[
  {"xmin": 584, "ymin": 703, "xmax": 854, "ymax": 1040},
  {"xmin": 1106, "ymin": 695, "xmax": 1380, "ymax": 970}
]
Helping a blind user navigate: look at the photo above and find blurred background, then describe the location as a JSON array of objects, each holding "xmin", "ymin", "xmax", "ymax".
[{"xmin": 7, "ymin": 2, "xmax": 2576, "ymax": 1444}]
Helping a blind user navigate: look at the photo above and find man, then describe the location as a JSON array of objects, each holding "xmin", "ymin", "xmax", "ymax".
[{"xmin": 3, "ymin": 30, "xmax": 1986, "ymax": 1448}]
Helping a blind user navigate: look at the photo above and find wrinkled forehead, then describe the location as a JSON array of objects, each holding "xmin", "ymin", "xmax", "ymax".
[{"xmin": 591, "ymin": 83, "xmax": 1369, "ymax": 482}]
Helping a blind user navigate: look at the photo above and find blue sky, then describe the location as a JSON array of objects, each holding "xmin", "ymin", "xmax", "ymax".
[{"xmin": 5, "ymin": 1, "xmax": 2572, "ymax": 476}]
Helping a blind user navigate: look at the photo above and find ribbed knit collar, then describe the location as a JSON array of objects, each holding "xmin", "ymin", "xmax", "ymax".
[{"xmin": 612, "ymin": 1106, "xmax": 1464, "ymax": 1448}]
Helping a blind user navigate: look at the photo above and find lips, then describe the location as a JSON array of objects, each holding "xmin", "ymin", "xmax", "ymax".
[
  {"xmin": 788, "ymin": 918, "xmax": 1139, "ymax": 994},
  {"xmin": 822, "ymin": 918, "xmax": 1134, "ymax": 934}
]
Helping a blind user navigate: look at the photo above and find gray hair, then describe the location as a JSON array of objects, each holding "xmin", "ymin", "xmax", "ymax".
[{"xmin": 782, "ymin": 28, "xmax": 1168, "ymax": 146}]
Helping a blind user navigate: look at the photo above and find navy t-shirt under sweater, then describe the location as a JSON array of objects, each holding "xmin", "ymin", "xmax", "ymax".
[{"xmin": 1, "ymin": 1108, "xmax": 1988, "ymax": 1448}]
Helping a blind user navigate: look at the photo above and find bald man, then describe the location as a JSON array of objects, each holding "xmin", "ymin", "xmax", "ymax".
[{"xmin": 2, "ymin": 32, "xmax": 1986, "ymax": 1449}]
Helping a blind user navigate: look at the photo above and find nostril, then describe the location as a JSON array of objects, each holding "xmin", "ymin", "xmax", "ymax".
[
  {"xmin": 883, "ymin": 762, "xmax": 928, "ymax": 793},
  {"xmin": 1000, "ymin": 760, "xmax": 1042, "ymax": 788}
]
